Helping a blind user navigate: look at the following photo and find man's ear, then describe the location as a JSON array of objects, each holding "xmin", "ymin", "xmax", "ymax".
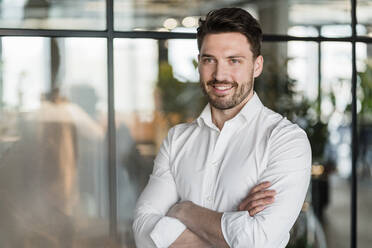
[{"xmin": 253, "ymin": 55, "xmax": 264, "ymax": 78}]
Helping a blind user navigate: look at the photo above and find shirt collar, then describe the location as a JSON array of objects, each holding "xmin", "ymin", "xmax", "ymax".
[{"xmin": 196, "ymin": 91, "xmax": 263, "ymax": 129}]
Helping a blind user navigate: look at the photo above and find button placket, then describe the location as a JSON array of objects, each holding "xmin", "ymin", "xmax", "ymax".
[
  {"xmin": 204, "ymin": 159, "xmax": 221, "ymax": 208},
  {"xmin": 204, "ymin": 128, "xmax": 230, "ymax": 208},
  {"xmin": 213, "ymin": 125, "xmax": 231, "ymax": 161},
  {"xmin": 204, "ymin": 172, "xmax": 214, "ymax": 206}
]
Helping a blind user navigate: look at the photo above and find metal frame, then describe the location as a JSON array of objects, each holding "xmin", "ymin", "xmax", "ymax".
[
  {"xmin": 106, "ymin": 0, "xmax": 117, "ymax": 240},
  {"xmin": 0, "ymin": 0, "xmax": 370, "ymax": 246},
  {"xmin": 351, "ymin": 0, "xmax": 358, "ymax": 248},
  {"xmin": 1, "ymin": 27, "xmax": 372, "ymax": 43}
]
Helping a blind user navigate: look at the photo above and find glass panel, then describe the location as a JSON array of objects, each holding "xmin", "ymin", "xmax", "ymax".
[
  {"xmin": 114, "ymin": 37, "xmax": 353, "ymax": 247},
  {"xmin": 114, "ymin": 38, "xmax": 203, "ymax": 245},
  {"xmin": 114, "ymin": 0, "xmax": 351, "ymax": 37},
  {"xmin": 0, "ymin": 0, "xmax": 105, "ymax": 30},
  {"xmin": 0, "ymin": 37, "xmax": 111, "ymax": 247},
  {"xmin": 356, "ymin": 42, "xmax": 372, "ymax": 247},
  {"xmin": 114, "ymin": 38, "xmax": 159, "ymax": 246},
  {"xmin": 357, "ymin": 0, "xmax": 372, "ymax": 36},
  {"xmin": 320, "ymin": 42, "xmax": 352, "ymax": 248},
  {"xmin": 255, "ymin": 41, "xmax": 352, "ymax": 247}
]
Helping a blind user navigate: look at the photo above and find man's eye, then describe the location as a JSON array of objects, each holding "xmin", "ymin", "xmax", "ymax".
[
  {"xmin": 203, "ymin": 58, "xmax": 214, "ymax": 63},
  {"xmin": 231, "ymin": 59, "xmax": 240, "ymax": 64}
]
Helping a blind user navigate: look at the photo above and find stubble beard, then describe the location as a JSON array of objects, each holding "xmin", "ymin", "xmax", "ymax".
[{"xmin": 200, "ymin": 79, "xmax": 253, "ymax": 110}]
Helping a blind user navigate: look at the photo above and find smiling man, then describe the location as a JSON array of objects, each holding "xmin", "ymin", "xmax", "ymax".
[{"xmin": 133, "ymin": 8, "xmax": 311, "ymax": 248}]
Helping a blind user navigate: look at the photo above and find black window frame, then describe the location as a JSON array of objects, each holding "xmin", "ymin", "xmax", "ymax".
[{"xmin": 0, "ymin": 0, "xmax": 371, "ymax": 247}]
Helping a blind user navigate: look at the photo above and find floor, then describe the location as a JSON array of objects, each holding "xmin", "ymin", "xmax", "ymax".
[{"xmin": 322, "ymin": 175, "xmax": 372, "ymax": 248}]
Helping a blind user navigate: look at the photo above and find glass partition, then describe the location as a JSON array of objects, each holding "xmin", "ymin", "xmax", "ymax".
[
  {"xmin": 114, "ymin": 0, "xmax": 351, "ymax": 37},
  {"xmin": 356, "ymin": 42, "xmax": 372, "ymax": 248},
  {"xmin": 114, "ymin": 38, "xmax": 159, "ymax": 245},
  {"xmin": 0, "ymin": 0, "xmax": 106, "ymax": 30},
  {"xmin": 113, "ymin": 38, "xmax": 204, "ymax": 246},
  {"xmin": 0, "ymin": 37, "xmax": 110, "ymax": 247},
  {"xmin": 0, "ymin": 1, "xmax": 369, "ymax": 248},
  {"xmin": 256, "ymin": 41, "xmax": 353, "ymax": 248},
  {"xmin": 112, "ymin": 37, "xmax": 356, "ymax": 247},
  {"xmin": 357, "ymin": 0, "xmax": 372, "ymax": 36},
  {"xmin": 320, "ymin": 42, "xmax": 352, "ymax": 248}
]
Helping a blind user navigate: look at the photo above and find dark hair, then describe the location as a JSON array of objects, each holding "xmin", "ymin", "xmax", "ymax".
[{"xmin": 197, "ymin": 7, "xmax": 262, "ymax": 58}]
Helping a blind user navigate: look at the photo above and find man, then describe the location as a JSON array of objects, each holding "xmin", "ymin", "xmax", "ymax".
[{"xmin": 133, "ymin": 7, "xmax": 311, "ymax": 248}]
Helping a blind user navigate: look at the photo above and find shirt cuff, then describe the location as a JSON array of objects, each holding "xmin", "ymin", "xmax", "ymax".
[
  {"xmin": 221, "ymin": 211, "xmax": 251, "ymax": 247},
  {"xmin": 150, "ymin": 216, "xmax": 187, "ymax": 248}
]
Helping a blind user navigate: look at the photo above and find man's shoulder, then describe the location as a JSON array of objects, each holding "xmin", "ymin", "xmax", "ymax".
[
  {"xmin": 167, "ymin": 121, "xmax": 198, "ymax": 139},
  {"xmin": 259, "ymin": 106, "xmax": 308, "ymax": 142}
]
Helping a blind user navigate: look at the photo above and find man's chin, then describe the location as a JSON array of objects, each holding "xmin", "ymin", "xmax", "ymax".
[{"xmin": 209, "ymin": 100, "xmax": 236, "ymax": 110}]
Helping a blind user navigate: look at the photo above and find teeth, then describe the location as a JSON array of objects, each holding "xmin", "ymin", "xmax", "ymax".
[{"xmin": 214, "ymin": 86, "xmax": 232, "ymax": 90}]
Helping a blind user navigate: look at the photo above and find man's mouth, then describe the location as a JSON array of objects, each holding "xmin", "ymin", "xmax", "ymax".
[
  {"xmin": 211, "ymin": 84, "xmax": 234, "ymax": 94},
  {"xmin": 213, "ymin": 85, "xmax": 233, "ymax": 90}
]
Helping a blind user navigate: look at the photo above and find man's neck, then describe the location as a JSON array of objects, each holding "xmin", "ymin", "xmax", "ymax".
[{"xmin": 211, "ymin": 91, "xmax": 253, "ymax": 130}]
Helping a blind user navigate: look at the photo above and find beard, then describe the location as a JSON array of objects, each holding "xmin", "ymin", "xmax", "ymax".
[{"xmin": 200, "ymin": 78, "xmax": 253, "ymax": 110}]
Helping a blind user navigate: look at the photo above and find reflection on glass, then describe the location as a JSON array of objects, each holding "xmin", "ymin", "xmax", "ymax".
[
  {"xmin": 114, "ymin": 38, "xmax": 204, "ymax": 246},
  {"xmin": 114, "ymin": 38, "xmax": 159, "ymax": 245},
  {"xmin": 0, "ymin": 37, "xmax": 110, "ymax": 247},
  {"xmin": 356, "ymin": 42, "xmax": 372, "ymax": 247},
  {"xmin": 0, "ymin": 0, "xmax": 105, "ymax": 30},
  {"xmin": 114, "ymin": 0, "xmax": 351, "ymax": 37}
]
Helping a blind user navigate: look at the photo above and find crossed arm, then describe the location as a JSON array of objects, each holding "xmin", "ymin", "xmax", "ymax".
[
  {"xmin": 167, "ymin": 182, "xmax": 275, "ymax": 248},
  {"xmin": 133, "ymin": 177, "xmax": 276, "ymax": 248},
  {"xmin": 133, "ymin": 126, "xmax": 311, "ymax": 248}
]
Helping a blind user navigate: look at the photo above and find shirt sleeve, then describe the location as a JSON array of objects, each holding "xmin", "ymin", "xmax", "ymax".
[
  {"xmin": 132, "ymin": 127, "xmax": 186, "ymax": 248},
  {"xmin": 221, "ymin": 122, "xmax": 312, "ymax": 248}
]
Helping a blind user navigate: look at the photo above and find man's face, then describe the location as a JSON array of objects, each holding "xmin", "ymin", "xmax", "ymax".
[{"xmin": 198, "ymin": 32, "xmax": 263, "ymax": 110}]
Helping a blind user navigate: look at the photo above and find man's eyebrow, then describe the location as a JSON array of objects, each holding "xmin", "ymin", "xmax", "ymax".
[
  {"xmin": 227, "ymin": 55, "xmax": 246, "ymax": 59},
  {"xmin": 200, "ymin": 54, "xmax": 247, "ymax": 59},
  {"xmin": 200, "ymin": 54, "xmax": 214, "ymax": 57}
]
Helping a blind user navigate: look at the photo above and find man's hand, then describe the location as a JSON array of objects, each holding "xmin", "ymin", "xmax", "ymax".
[
  {"xmin": 165, "ymin": 182, "xmax": 276, "ymax": 247},
  {"xmin": 167, "ymin": 201, "xmax": 229, "ymax": 248},
  {"xmin": 167, "ymin": 201, "xmax": 187, "ymax": 219},
  {"xmin": 238, "ymin": 181, "xmax": 276, "ymax": 216},
  {"xmin": 167, "ymin": 202, "xmax": 217, "ymax": 248}
]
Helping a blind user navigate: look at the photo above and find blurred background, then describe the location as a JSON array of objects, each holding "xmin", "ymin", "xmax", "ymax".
[{"xmin": 0, "ymin": 0, "xmax": 371, "ymax": 247}]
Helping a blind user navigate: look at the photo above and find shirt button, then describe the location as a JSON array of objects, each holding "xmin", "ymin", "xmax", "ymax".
[{"xmin": 207, "ymin": 196, "xmax": 213, "ymax": 201}]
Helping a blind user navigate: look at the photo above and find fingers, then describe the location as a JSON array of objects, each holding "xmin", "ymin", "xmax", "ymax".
[
  {"xmin": 249, "ymin": 181, "xmax": 271, "ymax": 194},
  {"xmin": 247, "ymin": 195, "xmax": 275, "ymax": 216},
  {"xmin": 238, "ymin": 190, "xmax": 276, "ymax": 210},
  {"xmin": 249, "ymin": 205, "xmax": 266, "ymax": 217},
  {"xmin": 250, "ymin": 195, "xmax": 275, "ymax": 209},
  {"xmin": 238, "ymin": 181, "xmax": 277, "ymax": 213},
  {"xmin": 249, "ymin": 189, "xmax": 276, "ymax": 203},
  {"xmin": 238, "ymin": 188, "xmax": 276, "ymax": 211},
  {"xmin": 242, "ymin": 195, "xmax": 275, "ymax": 216}
]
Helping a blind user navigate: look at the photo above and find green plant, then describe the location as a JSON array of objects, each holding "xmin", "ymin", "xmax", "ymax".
[
  {"xmin": 255, "ymin": 58, "xmax": 330, "ymax": 162},
  {"xmin": 156, "ymin": 61, "xmax": 206, "ymax": 123}
]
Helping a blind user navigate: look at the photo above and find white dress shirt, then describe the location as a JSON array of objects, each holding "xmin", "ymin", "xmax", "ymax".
[{"xmin": 133, "ymin": 92, "xmax": 311, "ymax": 248}]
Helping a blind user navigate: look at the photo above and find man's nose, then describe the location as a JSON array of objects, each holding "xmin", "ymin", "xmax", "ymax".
[{"xmin": 213, "ymin": 62, "xmax": 230, "ymax": 82}]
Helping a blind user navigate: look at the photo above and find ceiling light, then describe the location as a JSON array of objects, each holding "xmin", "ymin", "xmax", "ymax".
[
  {"xmin": 163, "ymin": 18, "xmax": 178, "ymax": 30},
  {"xmin": 182, "ymin": 16, "xmax": 198, "ymax": 28}
]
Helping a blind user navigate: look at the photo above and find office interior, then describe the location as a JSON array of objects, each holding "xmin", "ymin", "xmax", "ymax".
[{"xmin": 0, "ymin": 0, "xmax": 371, "ymax": 247}]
